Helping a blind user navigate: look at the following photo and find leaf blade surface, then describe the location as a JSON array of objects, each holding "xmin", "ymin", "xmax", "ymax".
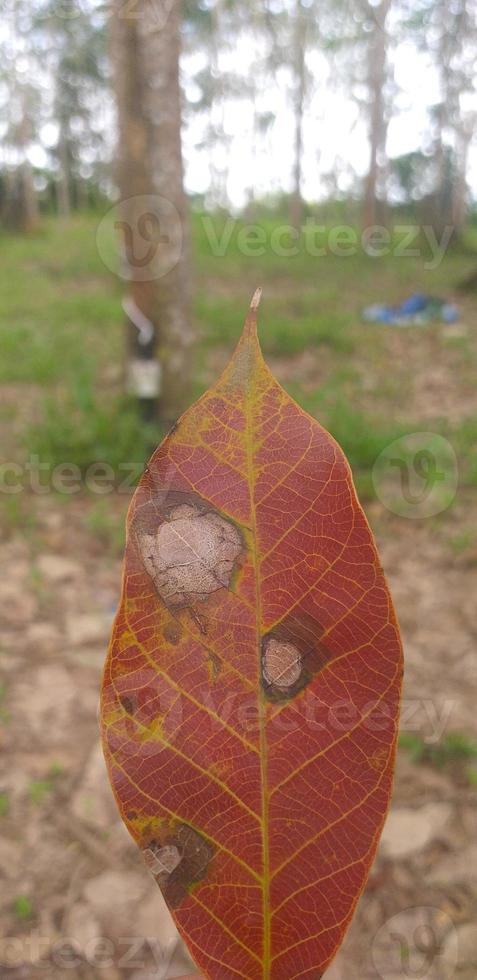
[{"xmin": 101, "ymin": 295, "xmax": 403, "ymax": 979}]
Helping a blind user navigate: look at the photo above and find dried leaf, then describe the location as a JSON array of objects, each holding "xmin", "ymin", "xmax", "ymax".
[{"xmin": 101, "ymin": 290, "xmax": 403, "ymax": 979}]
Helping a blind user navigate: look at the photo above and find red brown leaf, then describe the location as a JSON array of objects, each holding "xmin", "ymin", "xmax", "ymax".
[{"xmin": 101, "ymin": 290, "xmax": 403, "ymax": 979}]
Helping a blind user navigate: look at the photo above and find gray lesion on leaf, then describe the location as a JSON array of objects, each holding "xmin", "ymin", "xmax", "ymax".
[
  {"xmin": 143, "ymin": 843, "xmax": 182, "ymax": 878},
  {"xmin": 261, "ymin": 612, "xmax": 330, "ymax": 702},
  {"xmin": 138, "ymin": 501, "xmax": 243, "ymax": 608},
  {"xmin": 262, "ymin": 637, "xmax": 303, "ymax": 690},
  {"xmin": 142, "ymin": 824, "xmax": 215, "ymax": 908}
]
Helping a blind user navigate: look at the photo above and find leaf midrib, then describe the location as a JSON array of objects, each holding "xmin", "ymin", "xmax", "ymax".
[{"xmin": 243, "ymin": 340, "xmax": 270, "ymax": 980}]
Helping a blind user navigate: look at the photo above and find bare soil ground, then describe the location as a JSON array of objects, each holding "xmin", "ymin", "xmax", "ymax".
[{"xmin": 1, "ymin": 459, "xmax": 476, "ymax": 979}]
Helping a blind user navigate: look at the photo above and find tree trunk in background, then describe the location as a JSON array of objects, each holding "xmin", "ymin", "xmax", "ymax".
[
  {"xmin": 432, "ymin": 7, "xmax": 455, "ymax": 238},
  {"xmin": 362, "ymin": 0, "xmax": 391, "ymax": 233},
  {"xmin": 57, "ymin": 120, "xmax": 71, "ymax": 218},
  {"xmin": 452, "ymin": 122, "xmax": 473, "ymax": 238},
  {"xmin": 432, "ymin": 0, "xmax": 473, "ymax": 241},
  {"xmin": 1, "ymin": 162, "xmax": 39, "ymax": 233},
  {"xmin": 208, "ymin": 0, "xmax": 229, "ymax": 206},
  {"xmin": 141, "ymin": 1, "xmax": 192, "ymax": 416},
  {"xmin": 289, "ymin": 1, "xmax": 307, "ymax": 229},
  {"xmin": 20, "ymin": 159, "xmax": 39, "ymax": 232},
  {"xmin": 111, "ymin": 0, "xmax": 192, "ymax": 423},
  {"xmin": 10, "ymin": 105, "xmax": 40, "ymax": 233}
]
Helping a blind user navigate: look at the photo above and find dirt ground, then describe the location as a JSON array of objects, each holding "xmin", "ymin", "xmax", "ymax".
[{"xmin": 1, "ymin": 325, "xmax": 477, "ymax": 979}]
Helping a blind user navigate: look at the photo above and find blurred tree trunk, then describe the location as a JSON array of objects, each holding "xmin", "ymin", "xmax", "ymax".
[
  {"xmin": 362, "ymin": 0, "xmax": 391, "ymax": 232},
  {"xmin": 2, "ymin": 162, "xmax": 39, "ymax": 233},
  {"xmin": 111, "ymin": 0, "xmax": 192, "ymax": 422},
  {"xmin": 20, "ymin": 159, "xmax": 39, "ymax": 232},
  {"xmin": 452, "ymin": 120, "xmax": 473, "ymax": 238},
  {"xmin": 289, "ymin": 0, "xmax": 307, "ymax": 229},
  {"xmin": 208, "ymin": 0, "xmax": 229, "ymax": 206},
  {"xmin": 1, "ymin": 2, "xmax": 40, "ymax": 233},
  {"xmin": 431, "ymin": 0, "xmax": 474, "ymax": 241},
  {"xmin": 57, "ymin": 120, "xmax": 71, "ymax": 219},
  {"xmin": 432, "ymin": 7, "xmax": 456, "ymax": 238},
  {"xmin": 9, "ymin": 94, "xmax": 39, "ymax": 233}
]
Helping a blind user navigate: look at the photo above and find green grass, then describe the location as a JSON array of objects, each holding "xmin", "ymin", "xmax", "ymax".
[
  {"xmin": 0, "ymin": 792, "xmax": 9, "ymax": 817},
  {"xmin": 26, "ymin": 374, "xmax": 157, "ymax": 474},
  {"xmin": 400, "ymin": 732, "xmax": 477, "ymax": 785},
  {"xmin": 198, "ymin": 295, "xmax": 355, "ymax": 355},
  {"xmin": 0, "ymin": 496, "xmax": 39, "ymax": 535},
  {"xmin": 0, "ymin": 683, "xmax": 9, "ymax": 724},
  {"xmin": 27, "ymin": 764, "xmax": 64, "ymax": 806},
  {"xmin": 1, "ymin": 208, "xmax": 476, "ymax": 505},
  {"xmin": 12, "ymin": 896, "xmax": 33, "ymax": 921},
  {"xmin": 449, "ymin": 530, "xmax": 477, "ymax": 557},
  {"xmin": 0, "ymin": 218, "xmax": 120, "ymax": 386},
  {"xmin": 264, "ymin": 313, "xmax": 354, "ymax": 356},
  {"xmin": 83, "ymin": 499, "xmax": 126, "ymax": 555},
  {"xmin": 28, "ymin": 779, "xmax": 54, "ymax": 806},
  {"xmin": 453, "ymin": 416, "xmax": 477, "ymax": 487}
]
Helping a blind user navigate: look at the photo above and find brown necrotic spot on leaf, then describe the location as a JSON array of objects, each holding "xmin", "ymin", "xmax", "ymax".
[
  {"xmin": 261, "ymin": 611, "xmax": 330, "ymax": 702},
  {"xmin": 208, "ymin": 650, "xmax": 222, "ymax": 681},
  {"xmin": 136, "ymin": 498, "xmax": 243, "ymax": 609},
  {"xmin": 143, "ymin": 824, "xmax": 215, "ymax": 909},
  {"xmin": 163, "ymin": 621, "xmax": 182, "ymax": 645},
  {"xmin": 119, "ymin": 694, "xmax": 136, "ymax": 715}
]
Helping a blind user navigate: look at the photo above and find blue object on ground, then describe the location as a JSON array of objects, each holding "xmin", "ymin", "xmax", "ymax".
[
  {"xmin": 441, "ymin": 303, "xmax": 459, "ymax": 324},
  {"xmin": 398, "ymin": 293, "xmax": 427, "ymax": 315},
  {"xmin": 362, "ymin": 293, "xmax": 459, "ymax": 326}
]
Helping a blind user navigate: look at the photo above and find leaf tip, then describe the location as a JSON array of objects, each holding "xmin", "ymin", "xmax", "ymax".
[
  {"xmin": 250, "ymin": 286, "xmax": 263, "ymax": 312},
  {"xmin": 226, "ymin": 288, "xmax": 266, "ymax": 389},
  {"xmin": 242, "ymin": 286, "xmax": 263, "ymax": 347}
]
